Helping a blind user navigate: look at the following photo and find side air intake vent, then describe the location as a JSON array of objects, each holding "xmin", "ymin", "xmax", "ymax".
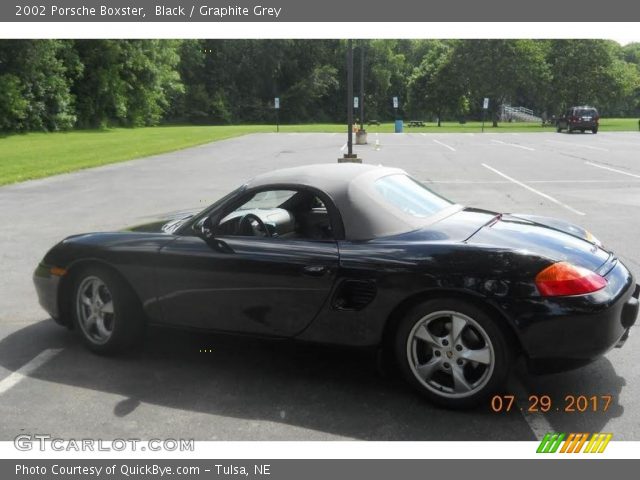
[{"xmin": 332, "ymin": 280, "xmax": 377, "ymax": 310}]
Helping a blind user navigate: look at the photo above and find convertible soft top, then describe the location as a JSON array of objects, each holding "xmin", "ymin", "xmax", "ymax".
[{"xmin": 246, "ymin": 163, "xmax": 457, "ymax": 240}]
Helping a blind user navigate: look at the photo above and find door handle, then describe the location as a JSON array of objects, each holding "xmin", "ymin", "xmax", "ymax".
[
  {"xmin": 208, "ymin": 238, "xmax": 234, "ymax": 254},
  {"xmin": 303, "ymin": 265, "xmax": 328, "ymax": 277}
]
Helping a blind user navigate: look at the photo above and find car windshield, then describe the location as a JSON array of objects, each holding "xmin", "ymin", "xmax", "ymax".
[
  {"xmin": 374, "ymin": 174, "xmax": 453, "ymax": 218},
  {"xmin": 575, "ymin": 108, "xmax": 597, "ymax": 116}
]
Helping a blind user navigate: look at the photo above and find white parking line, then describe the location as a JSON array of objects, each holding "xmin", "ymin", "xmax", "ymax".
[
  {"xmin": 0, "ymin": 349, "xmax": 63, "ymax": 395},
  {"xmin": 490, "ymin": 139, "xmax": 535, "ymax": 151},
  {"xmin": 432, "ymin": 139, "xmax": 456, "ymax": 152},
  {"xmin": 425, "ymin": 179, "xmax": 638, "ymax": 184},
  {"xmin": 482, "ymin": 163, "xmax": 586, "ymax": 216},
  {"xmin": 512, "ymin": 379, "xmax": 554, "ymax": 441},
  {"xmin": 546, "ymin": 140, "xmax": 608, "ymax": 152},
  {"xmin": 596, "ymin": 134, "xmax": 640, "ymax": 144},
  {"xmin": 585, "ymin": 161, "xmax": 640, "ymax": 178},
  {"xmin": 340, "ymin": 143, "xmax": 347, "ymax": 152}
]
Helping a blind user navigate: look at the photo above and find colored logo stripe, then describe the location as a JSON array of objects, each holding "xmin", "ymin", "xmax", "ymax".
[
  {"xmin": 559, "ymin": 433, "xmax": 589, "ymax": 453},
  {"xmin": 584, "ymin": 433, "xmax": 613, "ymax": 453},
  {"xmin": 537, "ymin": 433, "xmax": 565, "ymax": 453},
  {"xmin": 537, "ymin": 433, "xmax": 612, "ymax": 453}
]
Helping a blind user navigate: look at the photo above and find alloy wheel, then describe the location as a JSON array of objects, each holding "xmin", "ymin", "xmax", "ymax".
[
  {"xmin": 406, "ymin": 310, "xmax": 495, "ymax": 398},
  {"xmin": 76, "ymin": 276, "xmax": 115, "ymax": 345}
]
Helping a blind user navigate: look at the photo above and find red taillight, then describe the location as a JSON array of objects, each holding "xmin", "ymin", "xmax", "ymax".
[{"xmin": 535, "ymin": 262, "xmax": 607, "ymax": 297}]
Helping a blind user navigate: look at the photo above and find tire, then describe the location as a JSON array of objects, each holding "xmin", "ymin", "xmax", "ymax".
[
  {"xmin": 71, "ymin": 266, "xmax": 145, "ymax": 354},
  {"xmin": 394, "ymin": 298, "xmax": 512, "ymax": 409},
  {"xmin": 580, "ymin": 129, "xmax": 585, "ymax": 133},
  {"xmin": 592, "ymin": 128, "xmax": 598, "ymax": 134},
  {"xmin": 556, "ymin": 126, "xmax": 562, "ymax": 133}
]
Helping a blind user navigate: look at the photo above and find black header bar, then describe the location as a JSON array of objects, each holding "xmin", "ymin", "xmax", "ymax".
[{"xmin": 3, "ymin": 0, "xmax": 640, "ymax": 22}]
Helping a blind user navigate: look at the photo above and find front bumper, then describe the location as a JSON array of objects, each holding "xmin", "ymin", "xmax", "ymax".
[
  {"xmin": 507, "ymin": 260, "xmax": 637, "ymax": 373},
  {"xmin": 33, "ymin": 262, "xmax": 65, "ymax": 325}
]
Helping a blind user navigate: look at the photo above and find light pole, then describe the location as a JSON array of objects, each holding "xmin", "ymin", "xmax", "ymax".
[
  {"xmin": 347, "ymin": 39, "xmax": 353, "ymax": 156},
  {"xmin": 360, "ymin": 42, "xmax": 365, "ymax": 129},
  {"xmin": 355, "ymin": 41, "xmax": 367, "ymax": 145},
  {"xmin": 339, "ymin": 39, "xmax": 361, "ymax": 163}
]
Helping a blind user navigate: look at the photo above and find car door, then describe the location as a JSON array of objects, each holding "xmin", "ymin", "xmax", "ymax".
[{"xmin": 154, "ymin": 189, "xmax": 340, "ymax": 337}]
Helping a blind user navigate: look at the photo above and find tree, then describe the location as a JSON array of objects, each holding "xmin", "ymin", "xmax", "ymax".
[
  {"xmin": 407, "ymin": 41, "xmax": 465, "ymax": 126},
  {"xmin": 73, "ymin": 40, "xmax": 183, "ymax": 128},
  {"xmin": 448, "ymin": 40, "xmax": 551, "ymax": 126},
  {"xmin": 359, "ymin": 40, "xmax": 411, "ymax": 120},
  {"xmin": 621, "ymin": 43, "xmax": 640, "ymax": 115},
  {"xmin": 0, "ymin": 40, "xmax": 80, "ymax": 131},
  {"xmin": 0, "ymin": 74, "xmax": 29, "ymax": 130},
  {"xmin": 547, "ymin": 40, "xmax": 639, "ymax": 115},
  {"xmin": 1, "ymin": 39, "xmax": 639, "ymax": 132}
]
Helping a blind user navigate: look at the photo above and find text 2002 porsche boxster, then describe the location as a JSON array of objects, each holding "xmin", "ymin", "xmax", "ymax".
[{"xmin": 34, "ymin": 164, "xmax": 638, "ymax": 408}]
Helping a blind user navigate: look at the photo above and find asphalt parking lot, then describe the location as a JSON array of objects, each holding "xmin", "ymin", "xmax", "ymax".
[{"xmin": 1, "ymin": 131, "xmax": 639, "ymax": 441}]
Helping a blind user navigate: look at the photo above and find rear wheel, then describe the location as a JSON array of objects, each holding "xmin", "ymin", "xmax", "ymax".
[
  {"xmin": 556, "ymin": 125, "xmax": 562, "ymax": 133},
  {"xmin": 394, "ymin": 299, "xmax": 512, "ymax": 408},
  {"xmin": 592, "ymin": 128, "xmax": 598, "ymax": 134},
  {"xmin": 72, "ymin": 266, "xmax": 145, "ymax": 354}
]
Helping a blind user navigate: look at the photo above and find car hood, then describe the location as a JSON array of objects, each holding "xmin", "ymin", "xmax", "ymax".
[
  {"xmin": 468, "ymin": 213, "xmax": 611, "ymax": 272},
  {"xmin": 125, "ymin": 208, "xmax": 200, "ymax": 234}
]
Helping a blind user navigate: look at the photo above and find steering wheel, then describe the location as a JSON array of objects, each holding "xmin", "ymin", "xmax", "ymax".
[{"xmin": 238, "ymin": 213, "xmax": 272, "ymax": 238}]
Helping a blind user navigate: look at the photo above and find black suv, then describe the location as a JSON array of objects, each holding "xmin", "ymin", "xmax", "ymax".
[{"xmin": 556, "ymin": 106, "xmax": 599, "ymax": 134}]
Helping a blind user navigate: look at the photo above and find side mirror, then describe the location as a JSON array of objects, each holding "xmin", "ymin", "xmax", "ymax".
[
  {"xmin": 200, "ymin": 216, "xmax": 215, "ymax": 239},
  {"xmin": 199, "ymin": 216, "xmax": 234, "ymax": 254}
]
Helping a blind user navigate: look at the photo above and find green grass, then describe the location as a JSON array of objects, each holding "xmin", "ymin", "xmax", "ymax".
[
  {"xmin": 592, "ymin": 117, "xmax": 640, "ymax": 131},
  {"xmin": 361, "ymin": 117, "xmax": 640, "ymax": 133},
  {"xmin": 0, "ymin": 125, "xmax": 269, "ymax": 186},
  {"xmin": 1, "ymin": 119, "xmax": 638, "ymax": 186}
]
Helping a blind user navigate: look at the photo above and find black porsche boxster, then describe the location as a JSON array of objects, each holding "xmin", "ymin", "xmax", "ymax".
[{"xmin": 34, "ymin": 163, "xmax": 638, "ymax": 408}]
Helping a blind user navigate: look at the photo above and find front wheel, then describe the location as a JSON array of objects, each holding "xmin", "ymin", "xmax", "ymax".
[
  {"xmin": 394, "ymin": 299, "xmax": 512, "ymax": 408},
  {"xmin": 592, "ymin": 128, "xmax": 598, "ymax": 134},
  {"xmin": 72, "ymin": 266, "xmax": 145, "ymax": 354}
]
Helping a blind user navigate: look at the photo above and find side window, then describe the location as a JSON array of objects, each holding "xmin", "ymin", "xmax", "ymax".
[
  {"xmin": 235, "ymin": 190, "xmax": 296, "ymax": 210},
  {"xmin": 215, "ymin": 189, "xmax": 334, "ymax": 240}
]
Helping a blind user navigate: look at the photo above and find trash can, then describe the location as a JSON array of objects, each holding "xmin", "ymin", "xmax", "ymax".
[{"xmin": 394, "ymin": 120, "xmax": 403, "ymax": 133}]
